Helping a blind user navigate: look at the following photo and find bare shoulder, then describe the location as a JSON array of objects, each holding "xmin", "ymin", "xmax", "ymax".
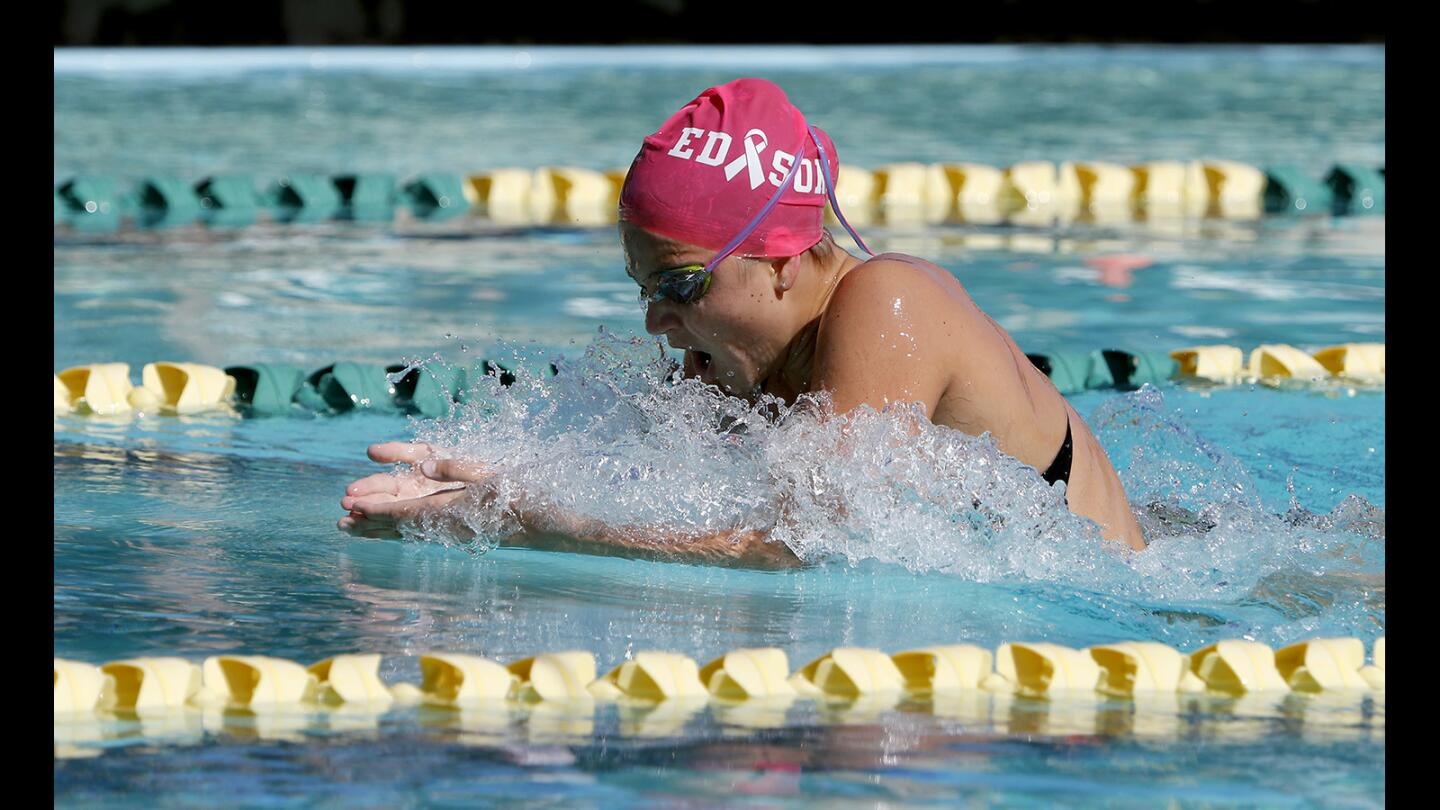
[
  {"xmin": 822, "ymin": 253, "xmax": 967, "ymax": 336},
  {"xmin": 811, "ymin": 254, "xmax": 960, "ymax": 413},
  {"xmin": 832, "ymin": 253, "xmax": 953, "ymax": 297}
]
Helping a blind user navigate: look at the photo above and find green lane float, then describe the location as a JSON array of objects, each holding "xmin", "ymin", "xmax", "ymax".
[
  {"xmin": 1325, "ymin": 164, "xmax": 1385, "ymax": 214},
  {"xmin": 1263, "ymin": 165, "xmax": 1333, "ymax": 215},
  {"xmin": 296, "ymin": 363, "xmax": 402, "ymax": 414},
  {"xmin": 1025, "ymin": 352, "xmax": 1093, "ymax": 395},
  {"xmin": 266, "ymin": 174, "xmax": 342, "ymax": 223},
  {"xmin": 1084, "ymin": 349, "xmax": 1180, "ymax": 390},
  {"xmin": 196, "ymin": 174, "xmax": 261, "ymax": 226},
  {"xmin": 334, "ymin": 173, "xmax": 398, "ymax": 222},
  {"xmin": 387, "ymin": 362, "xmax": 467, "ymax": 418},
  {"xmin": 55, "ymin": 161, "xmax": 1387, "ymax": 232},
  {"xmin": 403, "ymin": 173, "xmax": 469, "ymax": 220},
  {"xmin": 1027, "ymin": 349, "xmax": 1180, "ymax": 393},
  {"xmin": 224, "ymin": 363, "xmax": 307, "ymax": 416},
  {"xmin": 136, "ymin": 176, "xmax": 203, "ymax": 227},
  {"xmin": 57, "ymin": 175, "xmax": 126, "ymax": 232}
]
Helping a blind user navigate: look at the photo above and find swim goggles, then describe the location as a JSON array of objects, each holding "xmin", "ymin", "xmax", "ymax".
[{"xmin": 640, "ymin": 125, "xmax": 872, "ymax": 307}]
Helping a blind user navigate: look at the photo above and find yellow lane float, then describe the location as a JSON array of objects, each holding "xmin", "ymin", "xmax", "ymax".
[
  {"xmin": 1313, "ymin": 343, "xmax": 1385, "ymax": 383},
  {"xmin": 1274, "ymin": 638, "xmax": 1369, "ymax": 692},
  {"xmin": 942, "ymin": 162, "xmax": 1006, "ymax": 206},
  {"xmin": 1203, "ymin": 160, "xmax": 1266, "ymax": 218},
  {"xmin": 1088, "ymin": 642, "xmax": 1203, "ymax": 696},
  {"xmin": 589, "ymin": 651, "xmax": 708, "ymax": 701},
  {"xmin": 873, "ymin": 162, "xmax": 951, "ymax": 224},
  {"xmin": 698, "ymin": 647, "xmax": 796, "ymax": 700},
  {"xmin": 202, "ymin": 655, "xmax": 318, "ymax": 707},
  {"xmin": 418, "ymin": 653, "xmax": 516, "ymax": 704},
  {"xmin": 102, "ymin": 657, "xmax": 204, "ymax": 711},
  {"xmin": 1187, "ymin": 641, "xmax": 1289, "ymax": 694},
  {"xmin": 891, "ymin": 644, "xmax": 993, "ymax": 693},
  {"xmin": 55, "ymin": 659, "xmax": 116, "ymax": 714},
  {"xmin": 57, "ymin": 363, "xmax": 134, "ymax": 415},
  {"xmin": 1133, "ymin": 160, "xmax": 1187, "ymax": 205},
  {"xmin": 940, "ymin": 162, "xmax": 1007, "ymax": 223},
  {"xmin": 789, "ymin": 647, "xmax": 906, "ymax": 698},
  {"xmin": 1073, "ymin": 161, "xmax": 1136, "ymax": 205},
  {"xmin": 465, "ymin": 168, "xmax": 550, "ymax": 225},
  {"xmin": 139, "ymin": 362, "xmax": 237, "ymax": 414},
  {"xmin": 544, "ymin": 167, "xmax": 615, "ymax": 226},
  {"xmin": 990, "ymin": 642, "xmax": 1101, "ymax": 697},
  {"xmin": 507, "ymin": 651, "xmax": 598, "ymax": 702},
  {"xmin": 1003, "ymin": 161, "xmax": 1062, "ymax": 207},
  {"xmin": 829, "ymin": 164, "xmax": 877, "ymax": 227},
  {"xmin": 307, "ymin": 654, "xmax": 394, "ymax": 706},
  {"xmin": 1171, "ymin": 345, "xmax": 1246, "ymax": 383},
  {"xmin": 1247, "ymin": 345, "xmax": 1330, "ymax": 382}
]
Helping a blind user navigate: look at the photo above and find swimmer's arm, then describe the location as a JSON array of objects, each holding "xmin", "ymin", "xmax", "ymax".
[
  {"xmin": 503, "ymin": 509, "xmax": 799, "ymax": 570},
  {"xmin": 340, "ymin": 444, "xmax": 800, "ymax": 569}
]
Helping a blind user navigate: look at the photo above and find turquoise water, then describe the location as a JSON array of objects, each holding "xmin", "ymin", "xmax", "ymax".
[{"xmin": 55, "ymin": 46, "xmax": 1383, "ymax": 806}]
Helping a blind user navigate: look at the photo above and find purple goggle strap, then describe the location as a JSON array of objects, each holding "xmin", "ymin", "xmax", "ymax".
[
  {"xmin": 808, "ymin": 124, "xmax": 872, "ymax": 256},
  {"xmin": 701, "ymin": 126, "xmax": 873, "ymax": 274}
]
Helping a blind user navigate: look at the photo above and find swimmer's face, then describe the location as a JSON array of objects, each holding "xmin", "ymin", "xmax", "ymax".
[{"xmin": 621, "ymin": 221, "xmax": 793, "ymax": 395}]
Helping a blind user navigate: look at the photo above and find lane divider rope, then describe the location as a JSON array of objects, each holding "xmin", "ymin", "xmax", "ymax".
[
  {"xmin": 53, "ymin": 161, "xmax": 1385, "ymax": 231},
  {"xmin": 51, "ymin": 344, "xmax": 1385, "ymax": 419},
  {"xmin": 53, "ymin": 637, "xmax": 1387, "ymax": 743}
]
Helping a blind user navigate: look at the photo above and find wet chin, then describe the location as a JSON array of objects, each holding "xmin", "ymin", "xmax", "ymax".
[{"xmin": 710, "ymin": 358, "xmax": 758, "ymax": 394}]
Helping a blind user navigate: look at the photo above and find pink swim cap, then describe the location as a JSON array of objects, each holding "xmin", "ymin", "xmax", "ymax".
[{"xmin": 620, "ymin": 78, "xmax": 851, "ymax": 260}]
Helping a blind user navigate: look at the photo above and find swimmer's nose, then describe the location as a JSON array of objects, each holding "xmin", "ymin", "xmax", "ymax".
[{"xmin": 644, "ymin": 300, "xmax": 679, "ymax": 336}]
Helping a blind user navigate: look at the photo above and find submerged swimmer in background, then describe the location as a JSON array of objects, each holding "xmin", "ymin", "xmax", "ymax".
[{"xmin": 339, "ymin": 78, "xmax": 1148, "ymax": 561}]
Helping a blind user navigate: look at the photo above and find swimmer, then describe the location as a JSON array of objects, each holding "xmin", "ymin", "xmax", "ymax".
[{"xmin": 339, "ymin": 78, "xmax": 1147, "ymax": 562}]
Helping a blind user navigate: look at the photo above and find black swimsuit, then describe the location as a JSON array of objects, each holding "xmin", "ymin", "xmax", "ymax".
[{"xmin": 1041, "ymin": 416, "xmax": 1074, "ymax": 497}]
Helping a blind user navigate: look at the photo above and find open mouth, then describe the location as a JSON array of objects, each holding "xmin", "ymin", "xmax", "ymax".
[{"xmin": 685, "ymin": 349, "xmax": 714, "ymax": 380}]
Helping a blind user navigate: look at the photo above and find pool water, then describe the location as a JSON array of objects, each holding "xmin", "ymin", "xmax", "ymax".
[{"xmin": 55, "ymin": 46, "xmax": 1383, "ymax": 806}]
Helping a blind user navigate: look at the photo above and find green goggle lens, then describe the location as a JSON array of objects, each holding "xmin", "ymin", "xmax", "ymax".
[{"xmin": 644, "ymin": 264, "xmax": 713, "ymax": 305}]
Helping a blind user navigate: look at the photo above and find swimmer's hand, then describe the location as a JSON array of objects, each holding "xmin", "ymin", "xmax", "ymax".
[{"xmin": 337, "ymin": 441, "xmax": 490, "ymax": 540}]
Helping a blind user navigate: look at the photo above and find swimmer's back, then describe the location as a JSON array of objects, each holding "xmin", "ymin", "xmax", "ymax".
[{"xmin": 829, "ymin": 252, "xmax": 1146, "ymax": 550}]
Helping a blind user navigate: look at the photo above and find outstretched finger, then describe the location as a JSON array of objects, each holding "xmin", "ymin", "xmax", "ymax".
[
  {"xmin": 350, "ymin": 487, "xmax": 467, "ymax": 521},
  {"xmin": 346, "ymin": 472, "xmax": 403, "ymax": 498},
  {"xmin": 420, "ymin": 457, "xmax": 491, "ymax": 483},
  {"xmin": 367, "ymin": 441, "xmax": 438, "ymax": 465}
]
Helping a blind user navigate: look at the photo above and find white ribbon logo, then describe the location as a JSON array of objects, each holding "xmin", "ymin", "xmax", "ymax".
[{"xmin": 723, "ymin": 129, "xmax": 770, "ymax": 190}]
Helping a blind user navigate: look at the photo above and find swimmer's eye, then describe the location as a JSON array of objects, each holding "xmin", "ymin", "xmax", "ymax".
[{"xmin": 640, "ymin": 264, "xmax": 712, "ymax": 306}]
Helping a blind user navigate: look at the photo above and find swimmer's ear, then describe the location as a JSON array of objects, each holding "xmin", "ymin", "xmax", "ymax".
[{"xmin": 770, "ymin": 255, "xmax": 802, "ymax": 295}]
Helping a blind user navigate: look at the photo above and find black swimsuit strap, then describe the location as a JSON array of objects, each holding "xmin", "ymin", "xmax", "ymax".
[{"xmin": 1042, "ymin": 416, "xmax": 1074, "ymax": 491}]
